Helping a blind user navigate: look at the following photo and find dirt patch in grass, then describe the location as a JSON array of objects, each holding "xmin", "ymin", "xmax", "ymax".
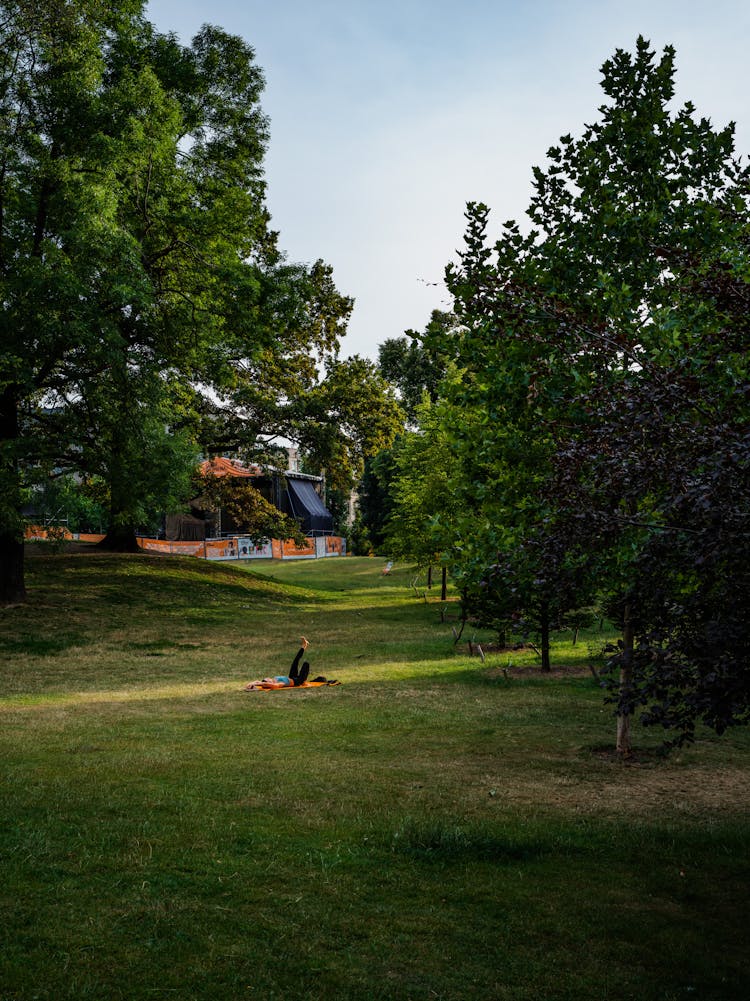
[
  {"xmin": 489, "ymin": 760, "xmax": 750, "ymax": 818},
  {"xmin": 485, "ymin": 664, "xmax": 595, "ymax": 679},
  {"xmin": 589, "ymin": 744, "xmax": 668, "ymax": 765}
]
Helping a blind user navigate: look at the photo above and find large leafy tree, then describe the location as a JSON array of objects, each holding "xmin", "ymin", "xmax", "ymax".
[
  {"xmin": 0, "ymin": 1, "xmax": 381, "ymax": 599},
  {"xmin": 56, "ymin": 18, "xmax": 292, "ymax": 551},
  {"xmin": 297, "ymin": 356, "xmax": 404, "ymax": 493},
  {"xmin": 0, "ymin": 0, "xmax": 149, "ymax": 599}
]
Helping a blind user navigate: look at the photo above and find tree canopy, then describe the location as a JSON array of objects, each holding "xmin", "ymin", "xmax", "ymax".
[{"xmin": 377, "ymin": 309, "xmax": 451, "ymax": 426}]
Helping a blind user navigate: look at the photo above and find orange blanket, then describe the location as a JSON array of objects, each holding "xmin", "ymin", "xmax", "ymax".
[{"xmin": 243, "ymin": 680, "xmax": 340, "ymax": 692}]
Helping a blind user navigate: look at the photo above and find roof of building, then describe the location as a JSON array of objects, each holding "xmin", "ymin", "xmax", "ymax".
[
  {"xmin": 199, "ymin": 456, "xmax": 323, "ymax": 483},
  {"xmin": 200, "ymin": 457, "xmax": 260, "ymax": 479}
]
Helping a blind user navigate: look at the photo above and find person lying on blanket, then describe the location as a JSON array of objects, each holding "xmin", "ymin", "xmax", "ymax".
[
  {"xmin": 242, "ymin": 636, "xmax": 311, "ymax": 690},
  {"xmin": 243, "ymin": 635, "xmax": 345, "ymax": 692}
]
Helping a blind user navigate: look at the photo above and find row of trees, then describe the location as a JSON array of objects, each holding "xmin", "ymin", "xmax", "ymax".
[
  {"xmin": 1, "ymin": 0, "xmax": 402, "ymax": 603},
  {"xmin": 367, "ymin": 39, "xmax": 749, "ymax": 751}
]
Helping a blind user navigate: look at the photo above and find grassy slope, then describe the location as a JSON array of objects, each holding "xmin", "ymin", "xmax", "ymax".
[{"xmin": 0, "ymin": 552, "xmax": 748, "ymax": 1001}]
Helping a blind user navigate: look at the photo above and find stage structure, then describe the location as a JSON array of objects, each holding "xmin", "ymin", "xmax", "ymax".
[{"xmin": 165, "ymin": 456, "xmax": 335, "ymax": 542}]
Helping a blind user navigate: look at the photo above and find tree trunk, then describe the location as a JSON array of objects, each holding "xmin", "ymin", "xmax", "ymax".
[
  {"xmin": 441, "ymin": 566, "xmax": 447, "ymax": 601},
  {"xmin": 0, "ymin": 533, "xmax": 26, "ymax": 604},
  {"xmin": 540, "ymin": 598, "xmax": 551, "ymax": 672},
  {"xmin": 96, "ymin": 399, "xmax": 141, "ymax": 553},
  {"xmin": 0, "ymin": 386, "xmax": 26, "ymax": 604},
  {"xmin": 427, "ymin": 565, "xmax": 432, "ymax": 589},
  {"xmin": 97, "ymin": 525, "xmax": 140, "ymax": 552},
  {"xmin": 616, "ymin": 602, "xmax": 634, "ymax": 756}
]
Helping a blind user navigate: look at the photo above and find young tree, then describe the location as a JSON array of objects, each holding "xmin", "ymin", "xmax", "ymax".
[
  {"xmin": 384, "ymin": 397, "xmax": 461, "ymax": 593},
  {"xmin": 424, "ymin": 203, "xmax": 569, "ymax": 654},
  {"xmin": 527, "ymin": 38, "xmax": 750, "ymax": 748},
  {"xmin": 198, "ymin": 472, "xmax": 305, "ymax": 546},
  {"xmin": 439, "ymin": 38, "xmax": 749, "ymax": 748}
]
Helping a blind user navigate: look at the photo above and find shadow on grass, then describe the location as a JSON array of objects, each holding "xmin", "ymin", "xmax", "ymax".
[
  {"xmin": 358, "ymin": 662, "xmax": 604, "ymax": 690},
  {"xmin": 386, "ymin": 812, "xmax": 750, "ymax": 865},
  {"xmin": 26, "ymin": 554, "xmax": 300, "ymax": 603},
  {"xmin": 387, "ymin": 816, "xmax": 574, "ymax": 862},
  {"xmin": 0, "ymin": 632, "xmax": 87, "ymax": 656}
]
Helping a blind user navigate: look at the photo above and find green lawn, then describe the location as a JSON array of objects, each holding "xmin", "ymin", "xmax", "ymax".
[{"xmin": 1, "ymin": 551, "xmax": 748, "ymax": 1000}]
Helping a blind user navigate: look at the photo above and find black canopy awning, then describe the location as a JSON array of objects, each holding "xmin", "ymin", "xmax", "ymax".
[{"xmin": 285, "ymin": 478, "xmax": 334, "ymax": 534}]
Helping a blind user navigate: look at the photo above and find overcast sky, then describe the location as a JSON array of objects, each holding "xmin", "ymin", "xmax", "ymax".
[{"xmin": 145, "ymin": 0, "xmax": 750, "ymax": 359}]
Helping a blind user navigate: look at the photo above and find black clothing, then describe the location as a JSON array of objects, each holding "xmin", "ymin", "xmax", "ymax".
[{"xmin": 289, "ymin": 647, "xmax": 310, "ymax": 687}]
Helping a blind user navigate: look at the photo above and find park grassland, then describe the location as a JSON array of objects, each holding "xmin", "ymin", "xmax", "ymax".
[{"xmin": 1, "ymin": 553, "xmax": 749, "ymax": 1001}]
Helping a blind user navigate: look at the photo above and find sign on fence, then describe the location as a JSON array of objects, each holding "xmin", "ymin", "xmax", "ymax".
[{"xmin": 138, "ymin": 535, "xmax": 345, "ymax": 561}]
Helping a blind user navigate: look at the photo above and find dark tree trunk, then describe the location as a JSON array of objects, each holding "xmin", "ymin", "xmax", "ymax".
[
  {"xmin": 454, "ymin": 588, "xmax": 468, "ymax": 643},
  {"xmin": 540, "ymin": 598, "xmax": 551, "ymax": 672},
  {"xmin": 0, "ymin": 386, "xmax": 26, "ymax": 604},
  {"xmin": 97, "ymin": 413, "xmax": 141, "ymax": 553},
  {"xmin": 441, "ymin": 566, "xmax": 447, "ymax": 601},
  {"xmin": 616, "ymin": 602, "xmax": 634, "ymax": 755},
  {"xmin": 0, "ymin": 533, "xmax": 26, "ymax": 604},
  {"xmin": 427, "ymin": 565, "xmax": 432, "ymax": 589},
  {"xmin": 97, "ymin": 525, "xmax": 140, "ymax": 552}
]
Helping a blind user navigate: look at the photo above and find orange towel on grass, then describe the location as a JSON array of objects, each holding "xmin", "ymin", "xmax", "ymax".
[{"xmin": 243, "ymin": 680, "xmax": 340, "ymax": 692}]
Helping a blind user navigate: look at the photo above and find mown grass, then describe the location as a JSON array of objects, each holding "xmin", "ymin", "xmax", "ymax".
[{"xmin": 1, "ymin": 550, "xmax": 749, "ymax": 1000}]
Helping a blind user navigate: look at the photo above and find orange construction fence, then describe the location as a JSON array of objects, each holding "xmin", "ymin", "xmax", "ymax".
[
  {"xmin": 25, "ymin": 527, "xmax": 105, "ymax": 543},
  {"xmin": 25, "ymin": 526, "xmax": 345, "ymax": 561},
  {"xmin": 138, "ymin": 535, "xmax": 345, "ymax": 561}
]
